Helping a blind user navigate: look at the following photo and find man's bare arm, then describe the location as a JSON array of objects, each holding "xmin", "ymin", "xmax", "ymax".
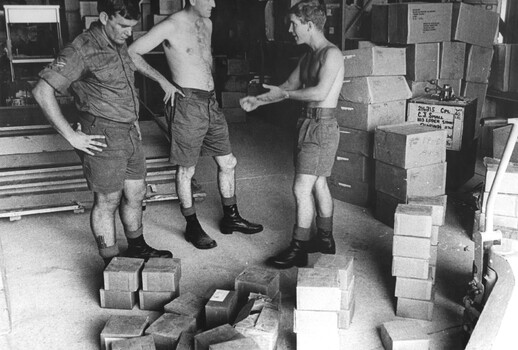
[
  {"xmin": 32, "ymin": 80, "xmax": 106, "ymax": 155},
  {"xmin": 128, "ymin": 20, "xmax": 183, "ymax": 104},
  {"xmin": 282, "ymin": 47, "xmax": 343, "ymax": 102}
]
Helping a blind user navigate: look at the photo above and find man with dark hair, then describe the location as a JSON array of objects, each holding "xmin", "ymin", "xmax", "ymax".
[
  {"xmin": 32, "ymin": 0, "xmax": 172, "ymax": 265},
  {"xmin": 128, "ymin": 0, "xmax": 263, "ymax": 250},
  {"xmin": 240, "ymin": 0, "xmax": 344, "ymax": 268}
]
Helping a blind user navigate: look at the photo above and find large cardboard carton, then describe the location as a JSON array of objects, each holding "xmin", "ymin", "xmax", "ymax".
[
  {"xmin": 406, "ymin": 96, "xmax": 477, "ymax": 151},
  {"xmin": 371, "ymin": 4, "xmax": 389, "ymax": 44},
  {"xmin": 465, "ymin": 44, "xmax": 494, "ymax": 83},
  {"xmin": 331, "ymin": 152, "xmax": 374, "ymax": 183},
  {"xmin": 374, "ymin": 190, "xmax": 405, "ymax": 227},
  {"xmin": 388, "ymin": 3, "xmax": 452, "ymax": 44},
  {"xmin": 375, "ymin": 161, "xmax": 447, "ymax": 201},
  {"xmin": 336, "ymin": 100, "xmax": 406, "ymax": 131},
  {"xmin": 342, "ymin": 47, "xmax": 406, "ymax": 77},
  {"xmin": 451, "ymin": 2, "xmax": 499, "ymax": 48},
  {"xmin": 329, "ymin": 176, "xmax": 373, "ymax": 207},
  {"xmin": 406, "ymin": 43, "xmax": 440, "ymax": 81},
  {"xmin": 374, "ymin": 123, "xmax": 446, "ymax": 169},
  {"xmin": 341, "ymin": 76, "xmax": 412, "ymax": 104},
  {"xmin": 380, "ymin": 321, "xmax": 430, "ymax": 350},
  {"xmin": 337, "ymin": 126, "xmax": 373, "ymax": 157},
  {"xmin": 440, "ymin": 42, "xmax": 466, "ymax": 80}
]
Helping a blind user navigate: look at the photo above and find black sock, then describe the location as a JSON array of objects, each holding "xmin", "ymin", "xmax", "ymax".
[
  {"xmin": 185, "ymin": 213, "xmax": 199, "ymax": 223},
  {"xmin": 127, "ymin": 234, "xmax": 146, "ymax": 247}
]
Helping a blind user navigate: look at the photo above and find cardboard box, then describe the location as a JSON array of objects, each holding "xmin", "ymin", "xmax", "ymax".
[
  {"xmin": 371, "ymin": 4, "xmax": 389, "ymax": 44},
  {"xmin": 388, "ymin": 3, "xmax": 452, "ymax": 44},
  {"xmin": 142, "ymin": 257, "xmax": 181, "ymax": 292},
  {"xmin": 209, "ymin": 338, "xmax": 261, "ymax": 350},
  {"xmin": 139, "ymin": 290, "xmax": 177, "ymax": 311},
  {"xmin": 205, "ymin": 289, "xmax": 239, "ymax": 329},
  {"xmin": 235, "ymin": 267, "xmax": 280, "ymax": 302},
  {"xmin": 342, "ymin": 47, "xmax": 406, "ymax": 77},
  {"xmin": 297, "ymin": 268, "xmax": 341, "ymax": 311},
  {"xmin": 392, "ymin": 256, "xmax": 430, "ymax": 279},
  {"xmin": 394, "ymin": 204, "xmax": 434, "ymax": 238},
  {"xmin": 393, "ymin": 235, "xmax": 432, "ymax": 259},
  {"xmin": 103, "ymin": 257, "xmax": 145, "ymax": 292},
  {"xmin": 111, "ymin": 335, "xmax": 156, "ymax": 350},
  {"xmin": 374, "ymin": 123, "xmax": 447, "ymax": 168},
  {"xmin": 440, "ymin": 42, "xmax": 466, "ymax": 79},
  {"xmin": 375, "ymin": 161, "xmax": 447, "ymax": 201},
  {"xmin": 233, "ymin": 304, "xmax": 280, "ymax": 350},
  {"xmin": 396, "ymin": 296, "xmax": 434, "ymax": 321},
  {"xmin": 336, "ymin": 100, "xmax": 406, "ymax": 131},
  {"xmin": 380, "ymin": 320, "xmax": 430, "ymax": 350},
  {"xmin": 194, "ymin": 324, "xmax": 245, "ymax": 350},
  {"xmin": 294, "ymin": 307, "xmax": 354, "ymax": 332},
  {"xmin": 395, "ymin": 274, "xmax": 434, "ymax": 300},
  {"xmin": 331, "ymin": 152, "xmax": 373, "ymax": 183},
  {"xmin": 145, "ymin": 313, "xmax": 197, "ymax": 350},
  {"xmin": 341, "ymin": 76, "xmax": 412, "ymax": 104},
  {"xmin": 337, "ymin": 126, "xmax": 373, "ymax": 157},
  {"xmin": 329, "ymin": 177, "xmax": 373, "ymax": 207},
  {"xmin": 100, "ymin": 315, "xmax": 149, "ymax": 350},
  {"xmin": 407, "ymin": 195, "xmax": 448, "ymax": 226},
  {"xmin": 314, "ymin": 254, "xmax": 355, "ymax": 290},
  {"xmin": 406, "ymin": 96, "xmax": 477, "ymax": 151},
  {"xmin": 452, "ymin": 2, "xmax": 499, "ymax": 48},
  {"xmin": 465, "ymin": 44, "xmax": 494, "ymax": 83},
  {"xmin": 374, "ymin": 190, "xmax": 405, "ymax": 227},
  {"xmin": 406, "ymin": 43, "xmax": 440, "ymax": 81}
]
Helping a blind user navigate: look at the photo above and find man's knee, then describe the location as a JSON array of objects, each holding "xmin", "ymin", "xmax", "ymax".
[
  {"xmin": 218, "ymin": 154, "xmax": 237, "ymax": 171},
  {"xmin": 177, "ymin": 165, "xmax": 196, "ymax": 181},
  {"xmin": 94, "ymin": 191, "xmax": 122, "ymax": 211}
]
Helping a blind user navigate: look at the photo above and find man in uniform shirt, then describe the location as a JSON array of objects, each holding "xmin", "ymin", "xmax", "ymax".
[{"xmin": 32, "ymin": 0, "xmax": 172, "ymax": 265}]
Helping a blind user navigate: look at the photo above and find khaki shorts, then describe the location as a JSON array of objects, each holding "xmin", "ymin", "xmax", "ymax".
[
  {"xmin": 79, "ymin": 114, "xmax": 146, "ymax": 193},
  {"xmin": 295, "ymin": 107, "xmax": 339, "ymax": 177},
  {"xmin": 168, "ymin": 88, "xmax": 232, "ymax": 167}
]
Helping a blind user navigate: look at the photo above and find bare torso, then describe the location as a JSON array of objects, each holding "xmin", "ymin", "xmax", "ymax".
[
  {"xmin": 300, "ymin": 45, "xmax": 343, "ymax": 108},
  {"xmin": 162, "ymin": 11, "xmax": 214, "ymax": 91}
]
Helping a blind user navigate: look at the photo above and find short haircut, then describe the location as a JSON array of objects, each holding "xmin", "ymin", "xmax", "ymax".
[
  {"xmin": 97, "ymin": 0, "xmax": 141, "ymax": 20},
  {"xmin": 288, "ymin": 0, "xmax": 327, "ymax": 31}
]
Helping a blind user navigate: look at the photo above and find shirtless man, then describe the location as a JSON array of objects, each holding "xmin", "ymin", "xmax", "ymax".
[
  {"xmin": 240, "ymin": 0, "xmax": 344, "ymax": 268},
  {"xmin": 128, "ymin": 0, "xmax": 262, "ymax": 250}
]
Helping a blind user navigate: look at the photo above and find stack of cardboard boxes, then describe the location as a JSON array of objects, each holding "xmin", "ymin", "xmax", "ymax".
[
  {"xmin": 374, "ymin": 122, "xmax": 447, "ymax": 227},
  {"xmin": 100, "ymin": 257, "xmax": 181, "ymax": 311},
  {"xmin": 294, "ymin": 254, "xmax": 354, "ymax": 350},
  {"xmin": 220, "ymin": 58, "xmax": 250, "ymax": 123},
  {"xmin": 330, "ymin": 45, "xmax": 411, "ymax": 207},
  {"xmin": 371, "ymin": 1, "xmax": 499, "ymax": 139}
]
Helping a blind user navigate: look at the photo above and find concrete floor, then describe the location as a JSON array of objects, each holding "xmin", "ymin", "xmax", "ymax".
[{"xmin": 0, "ymin": 116, "xmax": 477, "ymax": 349}]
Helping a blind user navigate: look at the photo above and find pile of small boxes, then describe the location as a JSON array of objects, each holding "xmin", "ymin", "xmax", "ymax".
[
  {"xmin": 373, "ymin": 122, "xmax": 448, "ymax": 228},
  {"xmin": 218, "ymin": 58, "xmax": 250, "ymax": 123},
  {"xmin": 331, "ymin": 45, "xmax": 411, "ymax": 207},
  {"xmin": 100, "ymin": 257, "xmax": 181, "ymax": 311},
  {"xmin": 294, "ymin": 254, "xmax": 355, "ymax": 350},
  {"xmin": 99, "ymin": 265, "xmax": 282, "ymax": 349}
]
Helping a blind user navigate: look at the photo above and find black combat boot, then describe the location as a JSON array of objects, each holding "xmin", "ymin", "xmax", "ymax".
[
  {"xmin": 220, "ymin": 204, "xmax": 263, "ymax": 235},
  {"xmin": 125, "ymin": 235, "xmax": 173, "ymax": 260},
  {"xmin": 185, "ymin": 214, "xmax": 217, "ymax": 249},
  {"xmin": 306, "ymin": 228, "xmax": 336, "ymax": 254},
  {"xmin": 266, "ymin": 239, "xmax": 308, "ymax": 269}
]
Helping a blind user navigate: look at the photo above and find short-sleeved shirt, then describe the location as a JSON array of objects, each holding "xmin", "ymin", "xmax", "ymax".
[{"xmin": 38, "ymin": 22, "xmax": 139, "ymax": 124}]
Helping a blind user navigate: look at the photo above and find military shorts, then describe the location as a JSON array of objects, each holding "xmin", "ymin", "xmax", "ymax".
[{"xmin": 295, "ymin": 107, "xmax": 339, "ymax": 177}]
